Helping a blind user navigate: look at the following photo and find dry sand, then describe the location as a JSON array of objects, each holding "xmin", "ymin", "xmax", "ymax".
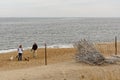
[
  {"xmin": 0, "ymin": 43, "xmax": 120, "ymax": 80},
  {"xmin": 0, "ymin": 48, "xmax": 75, "ymax": 70},
  {"xmin": 0, "ymin": 61, "xmax": 120, "ymax": 80}
]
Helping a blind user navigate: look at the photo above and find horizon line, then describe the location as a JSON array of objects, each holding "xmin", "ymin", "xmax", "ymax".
[{"xmin": 0, "ymin": 16, "xmax": 120, "ymax": 18}]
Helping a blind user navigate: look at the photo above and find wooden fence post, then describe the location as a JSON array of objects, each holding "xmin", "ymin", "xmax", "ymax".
[
  {"xmin": 115, "ymin": 36, "xmax": 117, "ymax": 55},
  {"xmin": 45, "ymin": 43, "xmax": 47, "ymax": 65}
]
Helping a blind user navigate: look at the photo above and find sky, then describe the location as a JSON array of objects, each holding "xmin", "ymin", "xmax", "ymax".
[{"xmin": 0, "ymin": 0, "xmax": 120, "ymax": 17}]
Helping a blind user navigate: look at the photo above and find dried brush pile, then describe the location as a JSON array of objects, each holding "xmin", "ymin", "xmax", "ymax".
[{"xmin": 74, "ymin": 39, "xmax": 105, "ymax": 65}]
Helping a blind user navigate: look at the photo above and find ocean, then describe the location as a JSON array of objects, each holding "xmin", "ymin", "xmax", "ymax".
[{"xmin": 0, "ymin": 17, "xmax": 120, "ymax": 53}]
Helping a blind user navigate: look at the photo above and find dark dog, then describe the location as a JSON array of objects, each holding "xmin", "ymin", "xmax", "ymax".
[
  {"xmin": 24, "ymin": 57, "xmax": 29, "ymax": 61},
  {"xmin": 16, "ymin": 55, "xmax": 18, "ymax": 58}
]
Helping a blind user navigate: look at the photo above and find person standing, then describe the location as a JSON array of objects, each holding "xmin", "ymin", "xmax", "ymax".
[
  {"xmin": 17, "ymin": 45, "xmax": 23, "ymax": 61},
  {"xmin": 31, "ymin": 42, "xmax": 38, "ymax": 58}
]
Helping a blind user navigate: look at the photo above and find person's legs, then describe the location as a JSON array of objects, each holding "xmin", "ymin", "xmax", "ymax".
[
  {"xmin": 18, "ymin": 53, "xmax": 22, "ymax": 61},
  {"xmin": 31, "ymin": 49, "xmax": 37, "ymax": 58},
  {"xmin": 18, "ymin": 53, "xmax": 20, "ymax": 61},
  {"xmin": 32, "ymin": 50, "xmax": 35, "ymax": 58},
  {"xmin": 20, "ymin": 53, "xmax": 22, "ymax": 60},
  {"xmin": 34, "ymin": 50, "xmax": 37, "ymax": 58},
  {"xmin": 33, "ymin": 50, "xmax": 37, "ymax": 58}
]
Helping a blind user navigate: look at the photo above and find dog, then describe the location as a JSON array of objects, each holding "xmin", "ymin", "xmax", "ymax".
[
  {"xmin": 16, "ymin": 55, "xmax": 18, "ymax": 58},
  {"xmin": 15, "ymin": 55, "xmax": 30, "ymax": 61},
  {"xmin": 24, "ymin": 57, "xmax": 29, "ymax": 61},
  {"xmin": 9, "ymin": 56, "xmax": 14, "ymax": 61}
]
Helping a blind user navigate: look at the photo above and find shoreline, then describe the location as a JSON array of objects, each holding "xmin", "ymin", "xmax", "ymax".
[
  {"xmin": 0, "ymin": 41, "xmax": 119, "ymax": 54},
  {"xmin": 0, "ymin": 44, "xmax": 74, "ymax": 54}
]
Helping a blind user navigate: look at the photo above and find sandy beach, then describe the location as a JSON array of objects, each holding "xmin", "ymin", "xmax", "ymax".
[
  {"xmin": 0, "ymin": 43, "xmax": 120, "ymax": 80},
  {"xmin": 0, "ymin": 48, "xmax": 76, "ymax": 70}
]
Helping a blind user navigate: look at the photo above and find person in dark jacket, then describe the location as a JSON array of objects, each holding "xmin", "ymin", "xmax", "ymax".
[{"xmin": 31, "ymin": 42, "xmax": 38, "ymax": 58}]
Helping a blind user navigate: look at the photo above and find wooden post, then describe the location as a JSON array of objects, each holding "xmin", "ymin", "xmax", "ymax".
[
  {"xmin": 45, "ymin": 43, "xmax": 47, "ymax": 65},
  {"xmin": 115, "ymin": 36, "xmax": 117, "ymax": 55}
]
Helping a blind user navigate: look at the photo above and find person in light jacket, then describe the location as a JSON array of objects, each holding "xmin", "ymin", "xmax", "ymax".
[{"xmin": 17, "ymin": 45, "xmax": 23, "ymax": 61}]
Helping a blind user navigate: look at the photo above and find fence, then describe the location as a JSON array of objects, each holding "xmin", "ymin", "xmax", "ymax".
[{"xmin": 95, "ymin": 36, "xmax": 120, "ymax": 56}]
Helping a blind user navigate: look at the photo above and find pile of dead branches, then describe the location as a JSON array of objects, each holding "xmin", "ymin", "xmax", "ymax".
[
  {"xmin": 74, "ymin": 39, "xmax": 120, "ymax": 65},
  {"xmin": 74, "ymin": 39, "xmax": 105, "ymax": 65}
]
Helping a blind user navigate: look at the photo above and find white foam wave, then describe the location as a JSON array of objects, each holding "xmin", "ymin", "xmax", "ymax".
[
  {"xmin": 0, "ymin": 44, "xmax": 74, "ymax": 54},
  {"xmin": 0, "ymin": 49, "xmax": 17, "ymax": 54},
  {"xmin": 46, "ymin": 44, "xmax": 73, "ymax": 48},
  {"xmin": 0, "ymin": 47, "xmax": 31, "ymax": 54}
]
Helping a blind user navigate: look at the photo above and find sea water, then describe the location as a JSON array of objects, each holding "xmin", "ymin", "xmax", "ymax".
[{"xmin": 0, "ymin": 17, "xmax": 120, "ymax": 53}]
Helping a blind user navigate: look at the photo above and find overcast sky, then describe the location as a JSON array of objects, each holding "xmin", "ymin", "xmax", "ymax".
[{"xmin": 0, "ymin": 0, "xmax": 120, "ymax": 17}]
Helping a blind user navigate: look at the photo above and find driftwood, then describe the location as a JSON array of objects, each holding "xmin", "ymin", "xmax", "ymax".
[
  {"xmin": 105, "ymin": 55, "xmax": 120, "ymax": 64},
  {"xmin": 74, "ymin": 39, "xmax": 120, "ymax": 65},
  {"xmin": 74, "ymin": 39, "xmax": 105, "ymax": 65}
]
